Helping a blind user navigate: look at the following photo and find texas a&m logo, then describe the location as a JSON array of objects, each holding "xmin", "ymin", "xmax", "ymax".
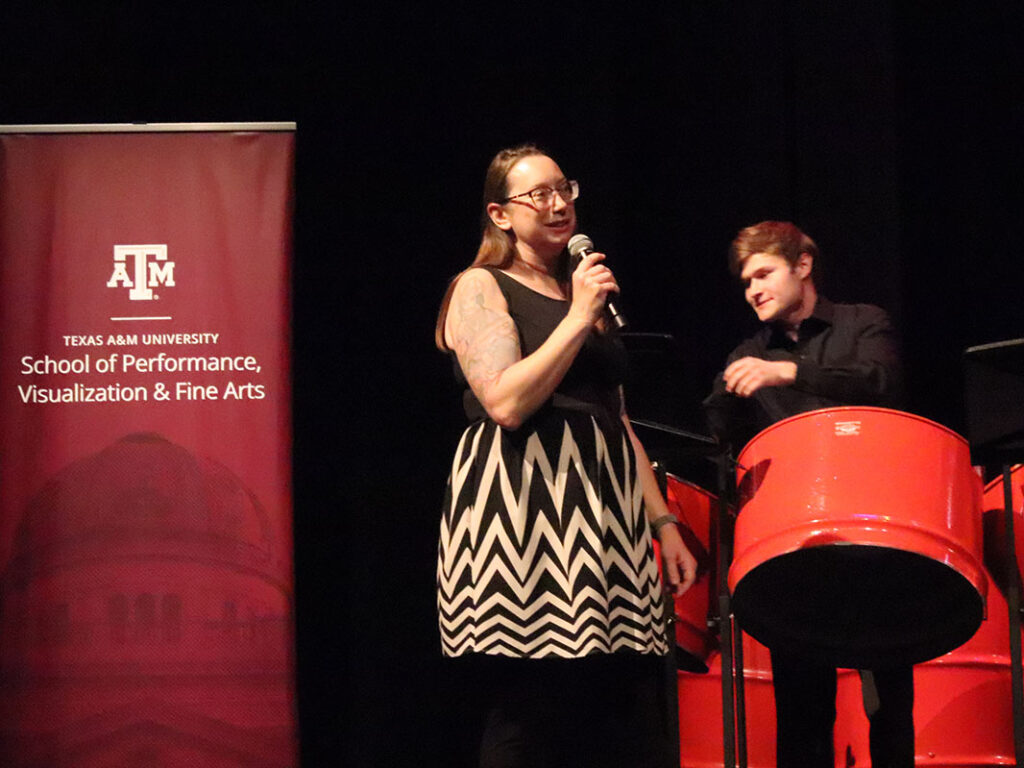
[{"xmin": 106, "ymin": 244, "xmax": 176, "ymax": 300}]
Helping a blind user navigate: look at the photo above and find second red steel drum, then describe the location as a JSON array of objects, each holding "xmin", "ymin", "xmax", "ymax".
[{"xmin": 833, "ymin": 466, "xmax": 1021, "ymax": 766}]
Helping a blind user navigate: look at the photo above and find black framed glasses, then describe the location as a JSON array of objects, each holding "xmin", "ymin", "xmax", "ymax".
[{"xmin": 502, "ymin": 179, "xmax": 579, "ymax": 208}]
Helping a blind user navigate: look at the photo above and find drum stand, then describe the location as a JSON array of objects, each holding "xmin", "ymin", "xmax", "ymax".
[
  {"xmin": 963, "ymin": 338, "xmax": 1024, "ymax": 765},
  {"xmin": 652, "ymin": 460, "xmax": 683, "ymax": 768},
  {"xmin": 713, "ymin": 447, "xmax": 747, "ymax": 768},
  {"xmin": 636, "ymin": 419, "xmax": 730, "ymax": 767},
  {"xmin": 642, "ymin": 424, "xmax": 748, "ymax": 768},
  {"xmin": 999, "ymin": 464, "xmax": 1024, "ymax": 765},
  {"xmin": 650, "ymin": 445, "xmax": 749, "ymax": 768}
]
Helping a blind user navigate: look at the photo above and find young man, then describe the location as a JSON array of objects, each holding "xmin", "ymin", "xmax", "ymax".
[{"xmin": 704, "ymin": 221, "xmax": 912, "ymax": 768}]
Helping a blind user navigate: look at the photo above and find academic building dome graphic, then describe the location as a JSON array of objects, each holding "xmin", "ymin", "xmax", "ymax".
[{"xmin": 0, "ymin": 433, "xmax": 297, "ymax": 768}]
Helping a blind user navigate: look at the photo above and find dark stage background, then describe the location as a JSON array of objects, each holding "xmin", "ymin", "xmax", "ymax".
[{"xmin": 1, "ymin": 3, "xmax": 1021, "ymax": 765}]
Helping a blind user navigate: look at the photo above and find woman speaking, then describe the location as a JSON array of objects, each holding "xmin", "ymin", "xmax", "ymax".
[{"xmin": 436, "ymin": 144, "xmax": 696, "ymax": 767}]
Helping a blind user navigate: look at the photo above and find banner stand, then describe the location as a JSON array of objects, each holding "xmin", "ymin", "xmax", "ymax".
[{"xmin": 0, "ymin": 122, "xmax": 298, "ymax": 768}]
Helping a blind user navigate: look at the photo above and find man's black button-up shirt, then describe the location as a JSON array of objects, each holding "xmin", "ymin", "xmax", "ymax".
[{"xmin": 704, "ymin": 297, "xmax": 904, "ymax": 450}]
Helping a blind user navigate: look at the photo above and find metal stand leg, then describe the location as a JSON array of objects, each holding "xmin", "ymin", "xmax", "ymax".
[
  {"xmin": 663, "ymin": 615, "xmax": 681, "ymax": 768},
  {"xmin": 733, "ymin": 622, "xmax": 748, "ymax": 768},
  {"xmin": 652, "ymin": 461, "xmax": 682, "ymax": 768},
  {"xmin": 718, "ymin": 584, "xmax": 736, "ymax": 768},
  {"xmin": 716, "ymin": 451, "xmax": 741, "ymax": 768},
  {"xmin": 1003, "ymin": 465, "xmax": 1024, "ymax": 763}
]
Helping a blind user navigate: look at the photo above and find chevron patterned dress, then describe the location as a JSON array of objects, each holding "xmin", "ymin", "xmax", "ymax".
[{"xmin": 437, "ymin": 269, "xmax": 668, "ymax": 659}]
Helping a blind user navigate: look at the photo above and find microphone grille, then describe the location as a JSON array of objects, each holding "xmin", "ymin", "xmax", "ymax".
[{"xmin": 567, "ymin": 233, "xmax": 594, "ymax": 258}]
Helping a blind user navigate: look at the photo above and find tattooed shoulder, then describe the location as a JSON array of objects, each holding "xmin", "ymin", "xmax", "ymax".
[{"xmin": 449, "ymin": 269, "xmax": 520, "ymax": 394}]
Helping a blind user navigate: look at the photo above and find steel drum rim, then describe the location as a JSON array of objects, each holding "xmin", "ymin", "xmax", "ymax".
[
  {"xmin": 731, "ymin": 546, "xmax": 985, "ymax": 667},
  {"xmin": 736, "ymin": 406, "xmax": 970, "ymax": 462},
  {"xmin": 728, "ymin": 524, "xmax": 988, "ymax": 599}
]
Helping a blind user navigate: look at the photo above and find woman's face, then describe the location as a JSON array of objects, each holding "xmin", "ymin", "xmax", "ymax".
[{"xmin": 491, "ymin": 154, "xmax": 576, "ymax": 259}]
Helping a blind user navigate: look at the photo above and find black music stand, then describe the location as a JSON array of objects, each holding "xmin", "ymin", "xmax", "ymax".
[{"xmin": 963, "ymin": 338, "xmax": 1024, "ymax": 765}]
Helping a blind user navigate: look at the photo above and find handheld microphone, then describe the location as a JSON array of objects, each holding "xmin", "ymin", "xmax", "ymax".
[{"xmin": 567, "ymin": 233, "xmax": 628, "ymax": 329}]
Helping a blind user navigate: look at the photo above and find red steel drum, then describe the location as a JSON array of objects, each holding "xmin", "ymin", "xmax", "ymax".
[
  {"xmin": 833, "ymin": 470, "xmax": 1020, "ymax": 767},
  {"xmin": 677, "ymin": 633, "xmax": 777, "ymax": 768},
  {"xmin": 677, "ymin": 632, "xmax": 861, "ymax": 767},
  {"xmin": 662, "ymin": 475, "xmax": 717, "ymax": 672},
  {"xmin": 835, "ymin": 599, "xmax": 1015, "ymax": 767},
  {"xmin": 983, "ymin": 465, "xmax": 1024, "ymax": 591},
  {"xmin": 729, "ymin": 407, "xmax": 986, "ymax": 668}
]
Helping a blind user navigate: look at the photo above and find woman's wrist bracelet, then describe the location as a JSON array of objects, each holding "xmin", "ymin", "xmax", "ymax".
[{"xmin": 650, "ymin": 514, "xmax": 678, "ymax": 537}]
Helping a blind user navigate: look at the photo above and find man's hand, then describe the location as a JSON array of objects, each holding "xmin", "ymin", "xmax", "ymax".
[{"xmin": 723, "ymin": 357, "xmax": 797, "ymax": 397}]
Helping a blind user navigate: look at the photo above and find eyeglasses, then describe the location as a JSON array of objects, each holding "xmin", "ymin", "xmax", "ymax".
[{"xmin": 502, "ymin": 179, "xmax": 579, "ymax": 208}]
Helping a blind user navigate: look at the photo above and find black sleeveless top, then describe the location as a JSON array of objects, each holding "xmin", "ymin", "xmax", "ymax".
[
  {"xmin": 438, "ymin": 267, "xmax": 667, "ymax": 660},
  {"xmin": 453, "ymin": 267, "xmax": 628, "ymax": 431}
]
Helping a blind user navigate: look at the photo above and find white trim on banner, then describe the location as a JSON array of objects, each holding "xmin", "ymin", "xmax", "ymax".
[{"xmin": 0, "ymin": 122, "xmax": 296, "ymax": 134}]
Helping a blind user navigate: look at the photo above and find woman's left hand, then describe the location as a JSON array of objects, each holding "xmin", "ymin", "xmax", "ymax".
[{"xmin": 657, "ymin": 523, "xmax": 698, "ymax": 597}]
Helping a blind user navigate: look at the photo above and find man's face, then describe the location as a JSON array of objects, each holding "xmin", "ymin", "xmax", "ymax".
[{"xmin": 741, "ymin": 251, "xmax": 810, "ymax": 324}]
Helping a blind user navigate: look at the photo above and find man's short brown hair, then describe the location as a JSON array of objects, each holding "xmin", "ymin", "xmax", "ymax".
[{"xmin": 729, "ymin": 221, "xmax": 820, "ymax": 284}]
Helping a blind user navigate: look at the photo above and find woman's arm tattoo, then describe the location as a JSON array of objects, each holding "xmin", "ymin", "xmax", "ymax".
[{"xmin": 450, "ymin": 272, "xmax": 520, "ymax": 396}]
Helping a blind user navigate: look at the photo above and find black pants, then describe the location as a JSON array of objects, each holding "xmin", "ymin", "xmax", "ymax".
[
  {"xmin": 463, "ymin": 654, "xmax": 675, "ymax": 768},
  {"xmin": 771, "ymin": 650, "xmax": 915, "ymax": 768}
]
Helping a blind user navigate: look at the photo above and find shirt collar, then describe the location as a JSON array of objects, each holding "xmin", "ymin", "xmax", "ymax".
[
  {"xmin": 766, "ymin": 295, "xmax": 834, "ymax": 346},
  {"xmin": 809, "ymin": 295, "xmax": 835, "ymax": 325}
]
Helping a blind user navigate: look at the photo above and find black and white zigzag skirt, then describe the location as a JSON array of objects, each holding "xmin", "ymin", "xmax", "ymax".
[{"xmin": 437, "ymin": 410, "xmax": 668, "ymax": 659}]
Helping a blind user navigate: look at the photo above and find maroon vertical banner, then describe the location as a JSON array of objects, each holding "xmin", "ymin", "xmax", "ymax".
[{"xmin": 0, "ymin": 124, "xmax": 297, "ymax": 767}]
